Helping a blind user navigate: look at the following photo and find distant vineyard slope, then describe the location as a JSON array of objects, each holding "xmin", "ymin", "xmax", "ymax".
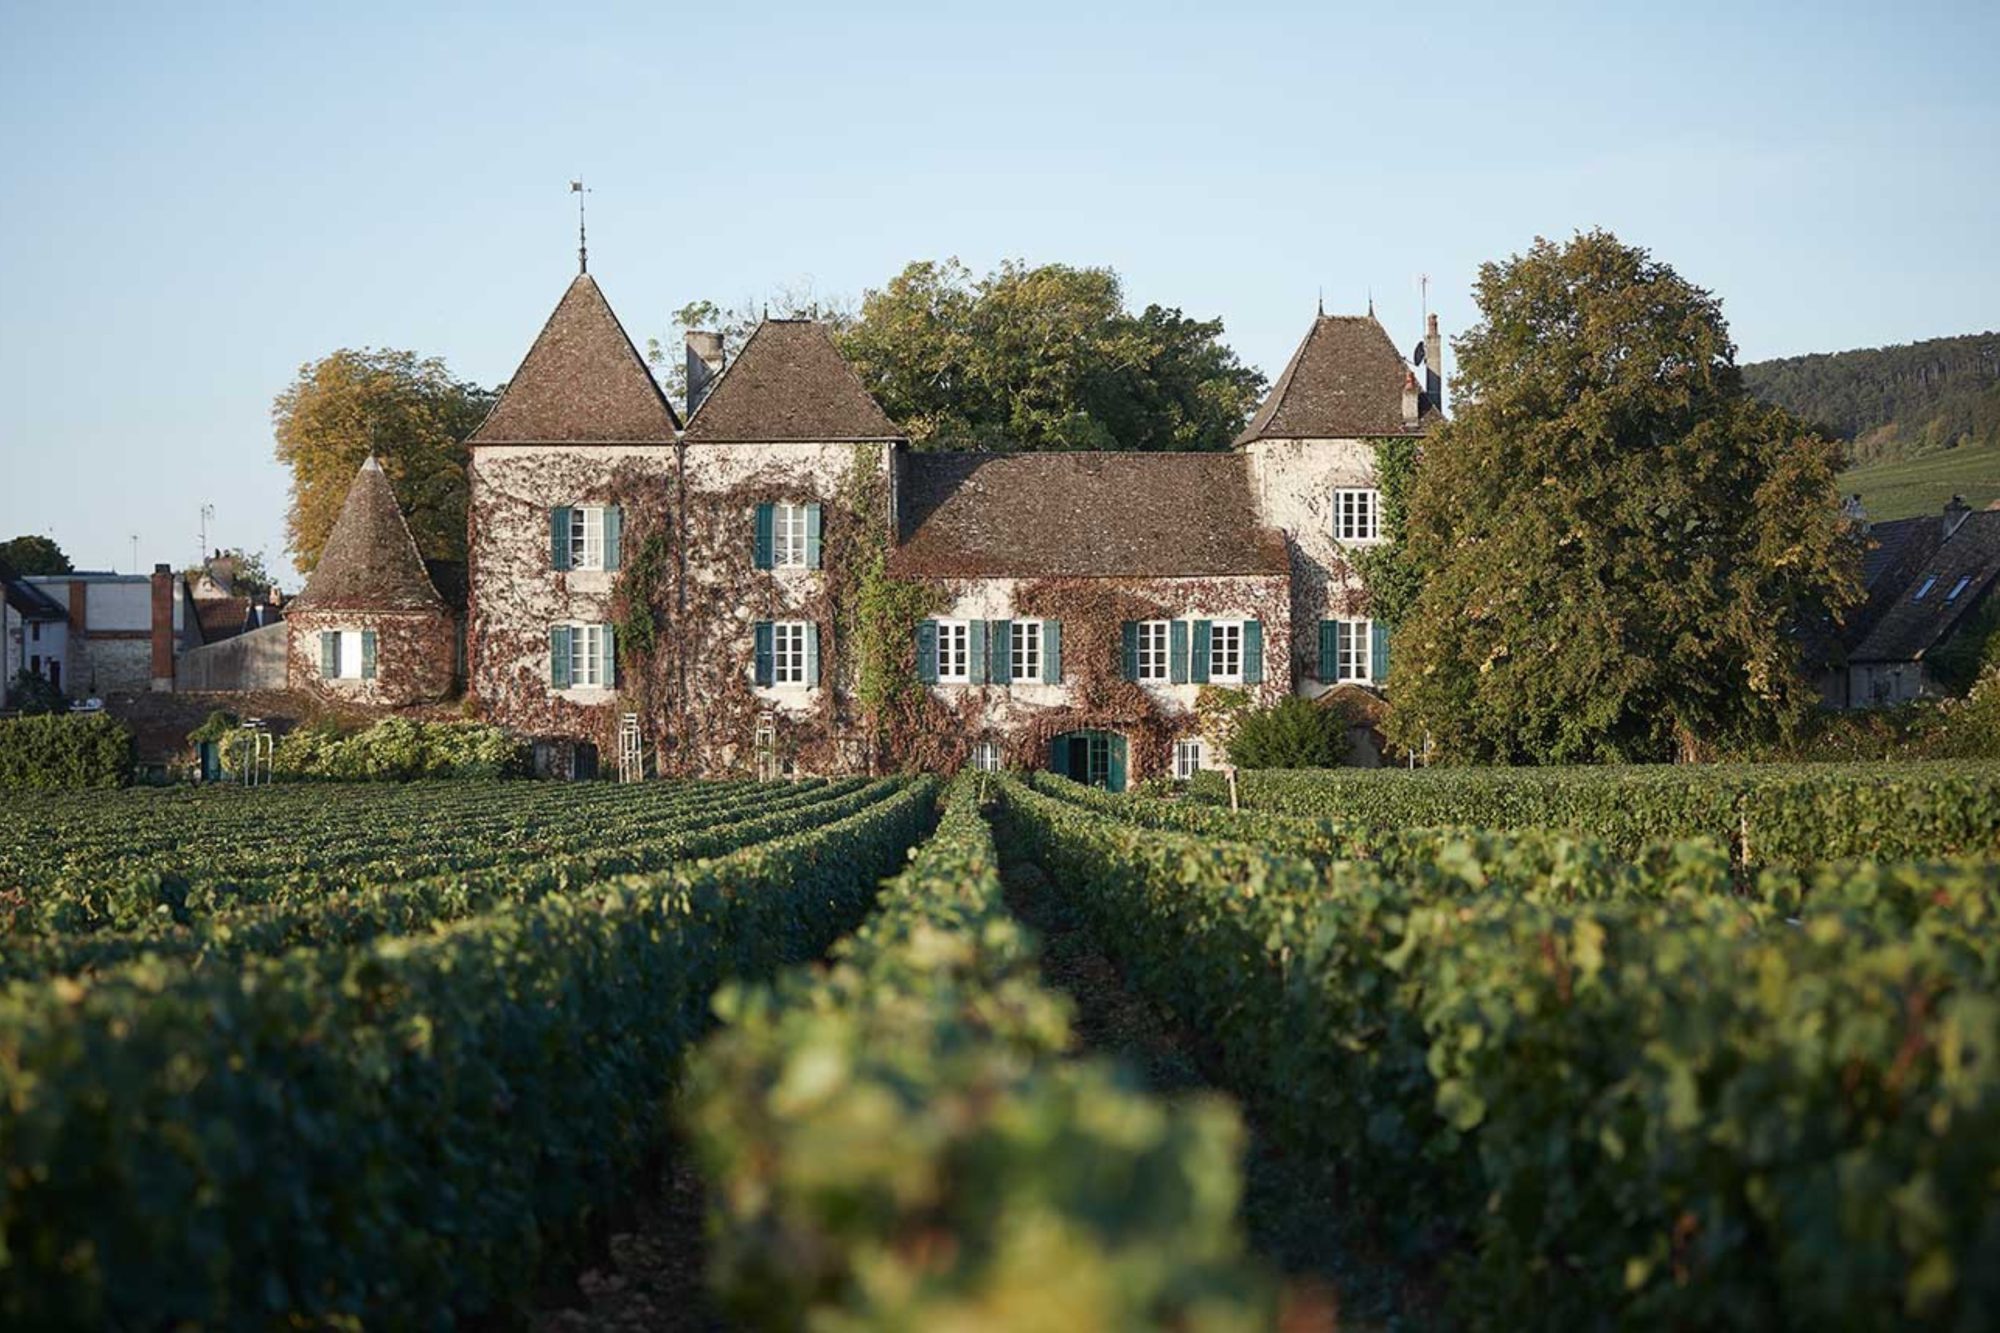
[
  {"xmin": 1743, "ymin": 331, "xmax": 2000, "ymax": 472},
  {"xmin": 1836, "ymin": 437, "xmax": 2000, "ymax": 521}
]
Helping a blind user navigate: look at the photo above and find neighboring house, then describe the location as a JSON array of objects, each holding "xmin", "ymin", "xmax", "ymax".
[
  {"xmin": 464, "ymin": 269, "xmax": 1441, "ymax": 785},
  {"xmin": 286, "ymin": 456, "xmax": 458, "ymax": 707},
  {"xmin": 1844, "ymin": 497, "xmax": 2000, "ymax": 705},
  {"xmin": 17, "ymin": 566, "xmax": 191, "ymax": 697},
  {"xmin": 2, "ymin": 564, "xmax": 70, "ymax": 707}
]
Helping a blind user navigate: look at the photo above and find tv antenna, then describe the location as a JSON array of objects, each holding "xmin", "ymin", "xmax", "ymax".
[
  {"xmin": 130, "ymin": 534, "xmax": 138, "ymax": 573},
  {"xmin": 1419, "ymin": 273, "xmax": 1431, "ymax": 322},
  {"xmin": 199, "ymin": 503, "xmax": 214, "ymax": 564}
]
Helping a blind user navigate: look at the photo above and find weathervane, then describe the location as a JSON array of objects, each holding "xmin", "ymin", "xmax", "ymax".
[{"xmin": 571, "ymin": 178, "xmax": 590, "ymax": 274}]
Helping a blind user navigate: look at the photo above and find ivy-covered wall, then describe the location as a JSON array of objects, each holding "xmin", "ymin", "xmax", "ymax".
[{"xmin": 285, "ymin": 608, "xmax": 456, "ymax": 708}]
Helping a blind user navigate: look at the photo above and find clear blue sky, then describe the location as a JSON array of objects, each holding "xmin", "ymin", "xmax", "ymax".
[{"xmin": 2, "ymin": 0, "xmax": 1994, "ymax": 583}]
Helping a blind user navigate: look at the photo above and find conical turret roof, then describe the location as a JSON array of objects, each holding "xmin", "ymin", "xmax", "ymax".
[
  {"xmin": 291, "ymin": 457, "xmax": 445, "ymax": 613},
  {"xmin": 468, "ymin": 273, "xmax": 681, "ymax": 445},
  {"xmin": 1234, "ymin": 312, "xmax": 1438, "ymax": 445}
]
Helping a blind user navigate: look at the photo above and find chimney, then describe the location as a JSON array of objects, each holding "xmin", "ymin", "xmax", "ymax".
[
  {"xmin": 1944, "ymin": 494, "xmax": 1972, "ymax": 541},
  {"xmin": 66, "ymin": 578, "xmax": 86, "ymax": 699},
  {"xmin": 1841, "ymin": 492, "xmax": 1869, "ymax": 534},
  {"xmin": 1424, "ymin": 313, "xmax": 1443, "ymax": 415},
  {"xmin": 150, "ymin": 563, "xmax": 175, "ymax": 692},
  {"xmin": 1401, "ymin": 369, "xmax": 1421, "ymax": 427},
  {"xmin": 685, "ymin": 331, "xmax": 725, "ymax": 417}
]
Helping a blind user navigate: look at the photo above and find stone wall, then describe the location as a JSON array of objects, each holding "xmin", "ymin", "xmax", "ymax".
[
  {"xmin": 177, "ymin": 623, "xmax": 289, "ymax": 692},
  {"xmin": 287, "ymin": 609, "xmax": 457, "ymax": 707},
  {"xmin": 1243, "ymin": 436, "xmax": 1382, "ymax": 698}
]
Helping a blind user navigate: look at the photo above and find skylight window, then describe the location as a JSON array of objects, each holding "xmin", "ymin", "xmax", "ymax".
[
  {"xmin": 1913, "ymin": 576, "xmax": 1938, "ymax": 601},
  {"xmin": 1946, "ymin": 576, "xmax": 1973, "ymax": 603}
]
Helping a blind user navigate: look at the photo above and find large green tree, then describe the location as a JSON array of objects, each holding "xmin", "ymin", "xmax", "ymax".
[
  {"xmin": 839, "ymin": 259, "xmax": 1266, "ymax": 451},
  {"xmin": 273, "ymin": 350, "xmax": 493, "ymax": 573},
  {"xmin": 1385, "ymin": 232, "xmax": 1860, "ymax": 764},
  {"xmin": 0, "ymin": 535, "xmax": 72, "ymax": 575}
]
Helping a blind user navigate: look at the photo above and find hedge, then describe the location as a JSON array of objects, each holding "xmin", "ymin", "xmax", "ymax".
[
  {"xmin": 272, "ymin": 718, "xmax": 527, "ymax": 780},
  {"xmin": 0, "ymin": 712, "xmax": 131, "ymax": 790}
]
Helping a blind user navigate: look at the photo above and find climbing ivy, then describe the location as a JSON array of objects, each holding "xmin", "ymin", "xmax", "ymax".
[{"xmin": 1351, "ymin": 433, "xmax": 1423, "ymax": 627}]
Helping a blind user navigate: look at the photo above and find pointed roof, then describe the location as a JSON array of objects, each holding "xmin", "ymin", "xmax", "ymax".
[
  {"xmin": 468, "ymin": 273, "xmax": 681, "ymax": 445},
  {"xmin": 1234, "ymin": 312, "xmax": 1439, "ymax": 445},
  {"xmin": 290, "ymin": 457, "xmax": 445, "ymax": 614},
  {"xmin": 682, "ymin": 319, "xmax": 903, "ymax": 443}
]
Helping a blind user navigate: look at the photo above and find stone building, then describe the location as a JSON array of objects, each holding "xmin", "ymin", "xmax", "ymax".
[
  {"xmin": 1840, "ymin": 497, "xmax": 2000, "ymax": 706},
  {"xmin": 286, "ymin": 456, "xmax": 458, "ymax": 707},
  {"xmin": 462, "ymin": 268, "xmax": 1441, "ymax": 785},
  {"xmin": 17, "ymin": 566, "xmax": 195, "ymax": 697}
]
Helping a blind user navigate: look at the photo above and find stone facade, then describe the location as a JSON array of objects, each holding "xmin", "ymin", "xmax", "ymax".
[{"xmin": 453, "ymin": 271, "xmax": 1439, "ymax": 786}]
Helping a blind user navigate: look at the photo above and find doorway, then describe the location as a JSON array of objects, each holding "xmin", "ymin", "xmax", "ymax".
[{"xmin": 1047, "ymin": 729, "xmax": 1127, "ymax": 793}]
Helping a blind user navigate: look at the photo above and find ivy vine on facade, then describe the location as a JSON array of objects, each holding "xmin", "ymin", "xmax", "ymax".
[{"xmin": 301, "ymin": 268, "xmax": 1443, "ymax": 786}]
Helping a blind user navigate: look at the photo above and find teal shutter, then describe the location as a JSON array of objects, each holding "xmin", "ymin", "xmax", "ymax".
[
  {"xmin": 753, "ymin": 622, "xmax": 774, "ymax": 686},
  {"xmin": 990, "ymin": 619, "xmax": 1012, "ymax": 684},
  {"xmin": 1370, "ymin": 620, "xmax": 1389, "ymax": 685},
  {"xmin": 1243, "ymin": 620, "xmax": 1264, "ymax": 684},
  {"xmin": 1121, "ymin": 621, "xmax": 1140, "ymax": 681},
  {"xmin": 1191, "ymin": 620, "xmax": 1212, "ymax": 684},
  {"xmin": 360, "ymin": 629, "xmax": 378, "ymax": 680},
  {"xmin": 916, "ymin": 620, "xmax": 939, "ymax": 684},
  {"xmin": 1170, "ymin": 620, "xmax": 1189, "ymax": 684},
  {"xmin": 550, "ymin": 625, "xmax": 572, "ymax": 688},
  {"xmin": 1042, "ymin": 620, "xmax": 1061, "ymax": 684},
  {"xmin": 805, "ymin": 502, "xmax": 823, "ymax": 569},
  {"xmin": 601, "ymin": 623, "xmax": 616, "ymax": 687},
  {"xmin": 1108, "ymin": 735, "xmax": 1128, "ymax": 793},
  {"xmin": 1319, "ymin": 620, "xmax": 1338, "ymax": 681},
  {"xmin": 551, "ymin": 507, "xmax": 572, "ymax": 571},
  {"xmin": 968, "ymin": 619, "xmax": 988, "ymax": 685},
  {"xmin": 753, "ymin": 503, "xmax": 775, "ymax": 570},
  {"xmin": 319, "ymin": 631, "xmax": 337, "ymax": 678},
  {"xmin": 1047, "ymin": 734, "xmax": 1069, "ymax": 779},
  {"xmin": 603, "ymin": 506, "xmax": 622, "ymax": 572},
  {"xmin": 805, "ymin": 623, "xmax": 821, "ymax": 687}
]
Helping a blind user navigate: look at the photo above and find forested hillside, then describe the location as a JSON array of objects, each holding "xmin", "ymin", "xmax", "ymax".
[{"xmin": 1743, "ymin": 331, "xmax": 2000, "ymax": 466}]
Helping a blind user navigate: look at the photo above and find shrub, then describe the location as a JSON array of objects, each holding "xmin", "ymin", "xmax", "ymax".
[
  {"xmin": 0, "ymin": 712, "xmax": 132, "ymax": 790},
  {"xmin": 1224, "ymin": 695, "xmax": 1351, "ymax": 769},
  {"xmin": 5, "ymin": 669, "xmax": 65, "ymax": 716},
  {"xmin": 273, "ymin": 719, "xmax": 526, "ymax": 781}
]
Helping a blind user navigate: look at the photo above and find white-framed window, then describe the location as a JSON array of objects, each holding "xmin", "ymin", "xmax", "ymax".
[
  {"xmin": 570, "ymin": 623, "xmax": 608, "ymax": 688},
  {"xmin": 1335, "ymin": 488, "xmax": 1381, "ymax": 543},
  {"xmin": 1946, "ymin": 575, "xmax": 1973, "ymax": 603},
  {"xmin": 1209, "ymin": 621, "xmax": 1243, "ymax": 682},
  {"xmin": 569, "ymin": 506, "xmax": 605, "ymax": 571},
  {"xmin": 1335, "ymin": 618, "xmax": 1372, "ymax": 683},
  {"xmin": 773, "ymin": 502, "xmax": 810, "ymax": 569},
  {"xmin": 1914, "ymin": 576, "xmax": 1938, "ymax": 601},
  {"xmin": 772, "ymin": 620, "xmax": 810, "ymax": 685},
  {"xmin": 1011, "ymin": 620, "xmax": 1042, "ymax": 683},
  {"xmin": 937, "ymin": 620, "xmax": 972, "ymax": 683},
  {"xmin": 321, "ymin": 628, "xmax": 369, "ymax": 680},
  {"xmin": 971, "ymin": 739, "xmax": 1002, "ymax": 772},
  {"xmin": 1174, "ymin": 738, "xmax": 1202, "ymax": 780},
  {"xmin": 1137, "ymin": 620, "xmax": 1171, "ymax": 682}
]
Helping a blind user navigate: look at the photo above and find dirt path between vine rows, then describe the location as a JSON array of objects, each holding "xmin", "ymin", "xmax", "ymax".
[{"xmin": 993, "ymin": 813, "xmax": 1443, "ymax": 1333}]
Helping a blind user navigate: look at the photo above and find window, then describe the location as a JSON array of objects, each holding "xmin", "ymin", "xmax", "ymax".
[
  {"xmin": 1011, "ymin": 620, "xmax": 1042, "ymax": 683},
  {"xmin": 1946, "ymin": 575, "xmax": 1973, "ymax": 603},
  {"xmin": 773, "ymin": 502, "xmax": 810, "ymax": 568},
  {"xmin": 937, "ymin": 620, "xmax": 971, "ymax": 682},
  {"xmin": 29, "ymin": 622, "xmax": 39, "ymax": 642},
  {"xmin": 570, "ymin": 624, "xmax": 608, "ymax": 688},
  {"xmin": 971, "ymin": 740, "xmax": 1002, "ymax": 772},
  {"xmin": 568, "ymin": 506, "xmax": 605, "ymax": 571},
  {"xmin": 1136, "ymin": 620, "xmax": 1171, "ymax": 682},
  {"xmin": 1209, "ymin": 621, "xmax": 1243, "ymax": 682},
  {"xmin": 1335, "ymin": 619, "xmax": 1372, "ymax": 683},
  {"xmin": 1335, "ymin": 488, "xmax": 1381, "ymax": 542},
  {"xmin": 319, "ymin": 628, "xmax": 374, "ymax": 680},
  {"xmin": 1174, "ymin": 738, "xmax": 1202, "ymax": 781},
  {"xmin": 772, "ymin": 621, "xmax": 810, "ymax": 685},
  {"xmin": 1914, "ymin": 576, "xmax": 1938, "ymax": 601}
]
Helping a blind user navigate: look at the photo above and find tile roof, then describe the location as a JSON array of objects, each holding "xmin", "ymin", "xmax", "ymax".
[
  {"xmin": 1234, "ymin": 313, "xmax": 1438, "ymax": 445},
  {"xmin": 682, "ymin": 319, "xmax": 903, "ymax": 443},
  {"xmin": 193, "ymin": 596, "xmax": 251, "ymax": 644},
  {"xmin": 468, "ymin": 274, "xmax": 681, "ymax": 445},
  {"xmin": 289, "ymin": 457, "xmax": 446, "ymax": 614},
  {"xmin": 1850, "ymin": 511, "xmax": 2000, "ymax": 662},
  {"xmin": 889, "ymin": 451, "xmax": 1290, "ymax": 579}
]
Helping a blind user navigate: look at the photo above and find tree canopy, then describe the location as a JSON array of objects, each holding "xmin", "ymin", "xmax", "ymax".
[
  {"xmin": 1384, "ymin": 231, "xmax": 1861, "ymax": 764},
  {"xmin": 272, "ymin": 350, "xmax": 493, "ymax": 573},
  {"xmin": 0, "ymin": 535, "xmax": 72, "ymax": 576},
  {"xmin": 1743, "ymin": 331, "xmax": 2000, "ymax": 466}
]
